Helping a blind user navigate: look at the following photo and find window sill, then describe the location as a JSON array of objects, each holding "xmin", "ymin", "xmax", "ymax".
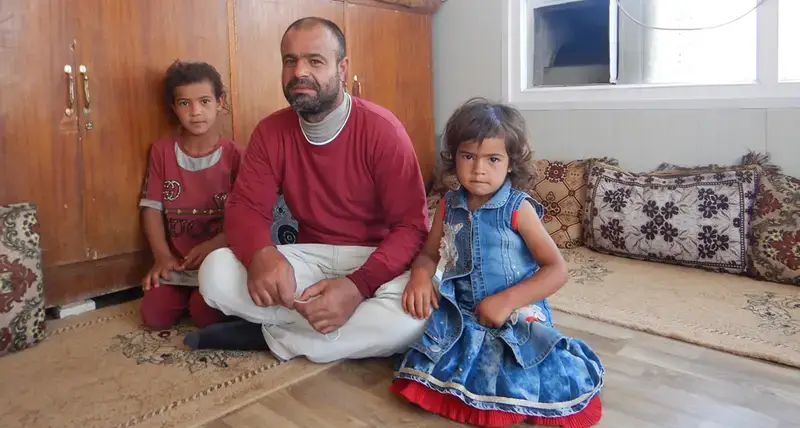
[{"xmin": 504, "ymin": 82, "xmax": 800, "ymax": 111}]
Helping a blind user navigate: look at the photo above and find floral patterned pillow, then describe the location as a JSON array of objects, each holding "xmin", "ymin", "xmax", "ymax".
[
  {"xmin": 748, "ymin": 171, "xmax": 800, "ymax": 285},
  {"xmin": 583, "ymin": 162, "xmax": 760, "ymax": 274},
  {"xmin": 527, "ymin": 160, "xmax": 589, "ymax": 249},
  {"xmin": 1, "ymin": 203, "xmax": 45, "ymax": 356}
]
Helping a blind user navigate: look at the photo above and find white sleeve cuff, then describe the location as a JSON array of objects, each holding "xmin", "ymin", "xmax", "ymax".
[{"xmin": 139, "ymin": 199, "xmax": 164, "ymax": 211}]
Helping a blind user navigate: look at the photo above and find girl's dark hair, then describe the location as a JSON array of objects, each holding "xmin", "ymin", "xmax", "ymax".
[
  {"xmin": 440, "ymin": 97, "xmax": 535, "ymax": 190},
  {"xmin": 163, "ymin": 60, "xmax": 227, "ymax": 121}
]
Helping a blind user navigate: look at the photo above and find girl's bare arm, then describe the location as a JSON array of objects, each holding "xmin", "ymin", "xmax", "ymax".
[{"xmin": 498, "ymin": 200, "xmax": 568, "ymax": 309}]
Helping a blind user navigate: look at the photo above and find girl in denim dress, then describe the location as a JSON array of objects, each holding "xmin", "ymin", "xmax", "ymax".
[{"xmin": 390, "ymin": 98, "xmax": 605, "ymax": 427}]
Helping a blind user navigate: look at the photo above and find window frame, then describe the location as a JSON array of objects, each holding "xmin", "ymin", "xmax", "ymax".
[{"xmin": 501, "ymin": 0, "xmax": 800, "ymax": 110}]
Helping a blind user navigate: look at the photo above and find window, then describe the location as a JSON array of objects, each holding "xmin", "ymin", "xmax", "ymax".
[
  {"xmin": 531, "ymin": 0, "xmax": 611, "ymax": 87},
  {"xmin": 779, "ymin": 0, "xmax": 800, "ymax": 82},
  {"xmin": 503, "ymin": 0, "xmax": 800, "ymax": 109},
  {"xmin": 617, "ymin": 0, "xmax": 756, "ymax": 85}
]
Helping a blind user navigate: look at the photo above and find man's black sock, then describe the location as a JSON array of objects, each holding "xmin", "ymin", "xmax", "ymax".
[{"xmin": 183, "ymin": 319, "xmax": 269, "ymax": 351}]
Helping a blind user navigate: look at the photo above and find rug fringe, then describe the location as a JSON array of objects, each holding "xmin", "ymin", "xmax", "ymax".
[{"xmin": 740, "ymin": 150, "xmax": 782, "ymax": 174}]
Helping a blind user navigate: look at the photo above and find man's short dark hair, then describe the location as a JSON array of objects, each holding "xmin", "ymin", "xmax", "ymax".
[{"xmin": 283, "ymin": 17, "xmax": 346, "ymax": 62}]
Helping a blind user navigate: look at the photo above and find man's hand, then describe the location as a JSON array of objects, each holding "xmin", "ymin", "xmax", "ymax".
[
  {"xmin": 247, "ymin": 247, "xmax": 297, "ymax": 308},
  {"xmin": 294, "ymin": 277, "xmax": 364, "ymax": 334},
  {"xmin": 143, "ymin": 254, "xmax": 183, "ymax": 291}
]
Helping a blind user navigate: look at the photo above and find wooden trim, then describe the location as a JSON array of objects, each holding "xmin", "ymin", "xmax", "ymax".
[
  {"xmin": 344, "ymin": 0, "xmax": 351, "ymax": 91},
  {"xmin": 226, "ymin": 0, "xmax": 239, "ymax": 142},
  {"xmin": 345, "ymin": 0, "xmax": 438, "ymax": 14},
  {"xmin": 44, "ymin": 251, "xmax": 152, "ymax": 308}
]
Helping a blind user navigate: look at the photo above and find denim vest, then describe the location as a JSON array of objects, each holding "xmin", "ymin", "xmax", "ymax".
[{"xmin": 410, "ymin": 179, "xmax": 565, "ymax": 369}]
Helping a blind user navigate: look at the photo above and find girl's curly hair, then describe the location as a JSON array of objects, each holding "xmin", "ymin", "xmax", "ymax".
[{"xmin": 439, "ymin": 97, "xmax": 535, "ymax": 190}]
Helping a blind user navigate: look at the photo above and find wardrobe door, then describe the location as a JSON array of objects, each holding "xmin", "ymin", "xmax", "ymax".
[
  {"xmin": 232, "ymin": 0, "xmax": 345, "ymax": 142},
  {"xmin": 73, "ymin": 0, "xmax": 232, "ymax": 260},
  {"xmin": 0, "ymin": 0, "xmax": 84, "ymax": 269},
  {"xmin": 344, "ymin": 3, "xmax": 436, "ymax": 185}
]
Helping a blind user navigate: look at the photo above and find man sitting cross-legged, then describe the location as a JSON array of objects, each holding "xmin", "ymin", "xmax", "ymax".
[{"xmin": 184, "ymin": 17, "xmax": 430, "ymax": 363}]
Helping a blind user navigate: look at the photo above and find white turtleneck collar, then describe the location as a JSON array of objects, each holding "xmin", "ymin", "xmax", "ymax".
[{"xmin": 298, "ymin": 92, "xmax": 352, "ymax": 146}]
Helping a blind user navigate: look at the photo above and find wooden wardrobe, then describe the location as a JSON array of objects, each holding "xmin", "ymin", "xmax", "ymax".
[{"xmin": 0, "ymin": 0, "xmax": 436, "ymax": 307}]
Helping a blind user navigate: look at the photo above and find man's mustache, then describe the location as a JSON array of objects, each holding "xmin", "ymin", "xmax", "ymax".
[{"xmin": 286, "ymin": 77, "xmax": 319, "ymax": 92}]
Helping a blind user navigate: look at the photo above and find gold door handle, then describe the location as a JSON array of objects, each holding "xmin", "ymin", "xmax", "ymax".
[
  {"xmin": 64, "ymin": 65, "xmax": 75, "ymax": 117},
  {"xmin": 79, "ymin": 64, "xmax": 91, "ymax": 113},
  {"xmin": 353, "ymin": 74, "xmax": 362, "ymax": 98}
]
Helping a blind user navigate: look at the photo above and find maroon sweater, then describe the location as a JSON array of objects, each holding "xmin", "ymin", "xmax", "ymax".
[{"xmin": 224, "ymin": 97, "xmax": 429, "ymax": 297}]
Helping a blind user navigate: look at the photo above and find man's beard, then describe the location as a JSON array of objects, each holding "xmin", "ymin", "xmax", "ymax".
[{"xmin": 283, "ymin": 74, "xmax": 341, "ymax": 118}]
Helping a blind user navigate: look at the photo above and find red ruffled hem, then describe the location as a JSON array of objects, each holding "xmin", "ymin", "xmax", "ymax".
[{"xmin": 390, "ymin": 379, "xmax": 602, "ymax": 428}]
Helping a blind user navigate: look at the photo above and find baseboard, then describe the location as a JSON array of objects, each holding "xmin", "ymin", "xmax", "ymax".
[
  {"xmin": 44, "ymin": 251, "xmax": 152, "ymax": 308},
  {"xmin": 52, "ymin": 300, "xmax": 97, "ymax": 319},
  {"xmin": 46, "ymin": 286, "xmax": 144, "ymax": 320}
]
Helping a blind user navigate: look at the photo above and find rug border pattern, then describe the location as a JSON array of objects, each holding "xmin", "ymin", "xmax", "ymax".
[
  {"xmin": 46, "ymin": 309, "xmax": 138, "ymax": 338},
  {"xmin": 116, "ymin": 359, "xmax": 285, "ymax": 428},
  {"xmin": 43, "ymin": 305, "xmax": 310, "ymax": 428}
]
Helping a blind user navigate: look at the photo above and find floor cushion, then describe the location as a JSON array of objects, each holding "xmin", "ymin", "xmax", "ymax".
[
  {"xmin": 583, "ymin": 161, "xmax": 761, "ymax": 274},
  {"xmin": 1, "ymin": 203, "xmax": 45, "ymax": 356},
  {"xmin": 748, "ymin": 171, "xmax": 800, "ymax": 285},
  {"xmin": 527, "ymin": 159, "xmax": 590, "ymax": 249}
]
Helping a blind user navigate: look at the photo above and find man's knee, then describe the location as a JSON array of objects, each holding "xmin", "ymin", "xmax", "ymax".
[
  {"xmin": 387, "ymin": 308, "xmax": 426, "ymax": 346},
  {"xmin": 358, "ymin": 293, "xmax": 426, "ymax": 355},
  {"xmin": 198, "ymin": 248, "xmax": 244, "ymax": 304},
  {"xmin": 374, "ymin": 271, "xmax": 411, "ymax": 298},
  {"xmin": 343, "ymin": 312, "xmax": 425, "ymax": 360}
]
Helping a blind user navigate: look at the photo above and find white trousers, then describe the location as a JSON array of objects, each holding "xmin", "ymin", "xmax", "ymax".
[{"xmin": 198, "ymin": 244, "xmax": 426, "ymax": 363}]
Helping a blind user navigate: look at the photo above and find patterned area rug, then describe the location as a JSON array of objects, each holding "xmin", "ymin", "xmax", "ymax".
[
  {"xmin": 0, "ymin": 300, "xmax": 335, "ymax": 428},
  {"xmin": 552, "ymin": 247, "xmax": 800, "ymax": 368}
]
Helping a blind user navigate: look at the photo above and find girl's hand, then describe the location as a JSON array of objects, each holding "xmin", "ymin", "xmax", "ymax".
[
  {"xmin": 143, "ymin": 255, "xmax": 183, "ymax": 291},
  {"xmin": 181, "ymin": 241, "xmax": 215, "ymax": 270},
  {"xmin": 402, "ymin": 273, "xmax": 439, "ymax": 319},
  {"xmin": 182, "ymin": 234, "xmax": 227, "ymax": 270},
  {"xmin": 476, "ymin": 293, "xmax": 514, "ymax": 328}
]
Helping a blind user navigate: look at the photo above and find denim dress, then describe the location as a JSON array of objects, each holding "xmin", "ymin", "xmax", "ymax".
[{"xmin": 393, "ymin": 179, "xmax": 605, "ymax": 418}]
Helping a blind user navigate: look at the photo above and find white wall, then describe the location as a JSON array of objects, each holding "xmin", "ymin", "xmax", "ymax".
[
  {"xmin": 432, "ymin": 1, "xmax": 800, "ymax": 178},
  {"xmin": 432, "ymin": 0, "xmax": 504, "ymax": 141}
]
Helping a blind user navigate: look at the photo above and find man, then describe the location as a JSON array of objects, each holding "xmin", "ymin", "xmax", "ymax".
[{"xmin": 187, "ymin": 17, "xmax": 430, "ymax": 364}]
